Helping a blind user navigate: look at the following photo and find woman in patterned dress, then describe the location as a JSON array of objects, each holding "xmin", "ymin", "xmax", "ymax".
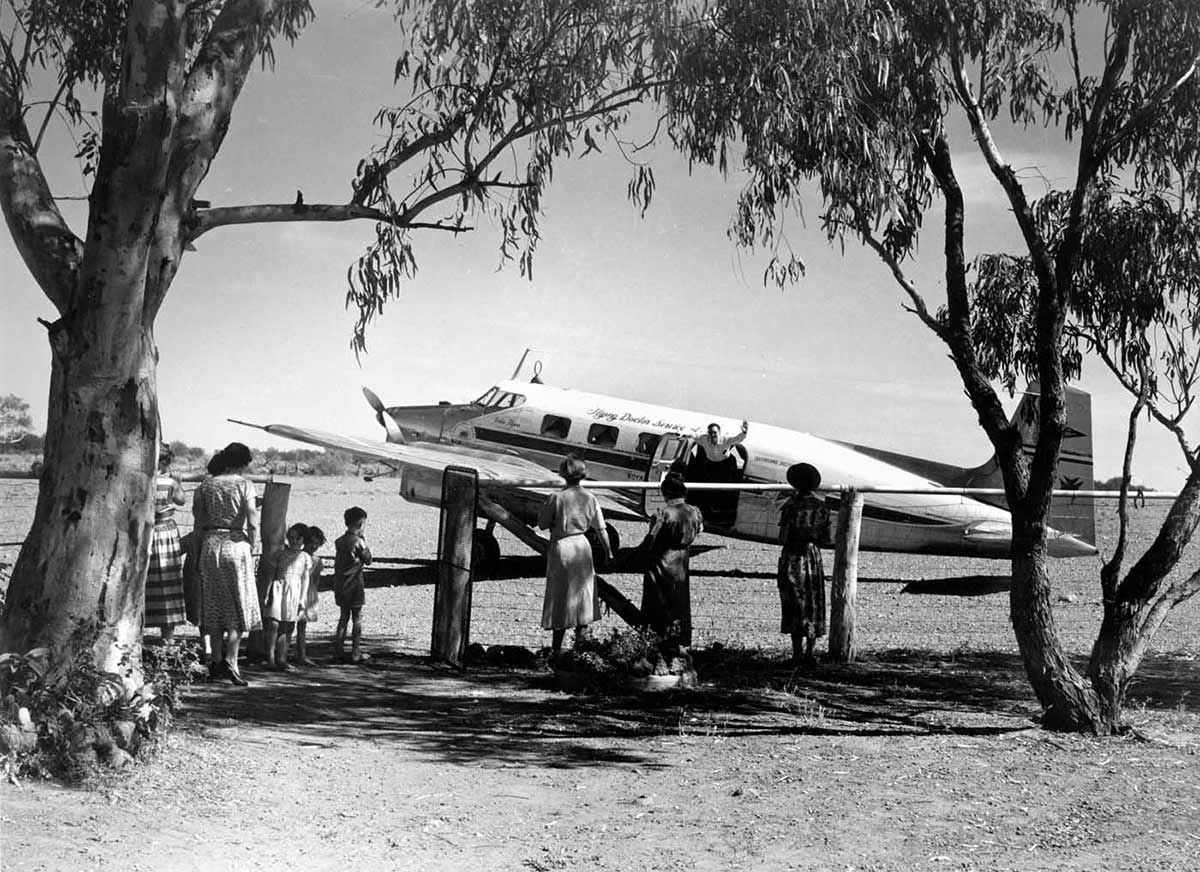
[
  {"xmin": 639, "ymin": 472, "xmax": 704, "ymax": 645},
  {"xmin": 537, "ymin": 455, "xmax": 611, "ymax": 657},
  {"xmin": 192, "ymin": 442, "xmax": 260, "ymax": 686},
  {"xmin": 146, "ymin": 444, "xmax": 187, "ymax": 640},
  {"xmin": 778, "ymin": 462, "xmax": 831, "ymax": 666}
]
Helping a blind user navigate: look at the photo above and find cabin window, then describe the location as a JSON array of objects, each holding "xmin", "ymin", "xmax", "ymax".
[
  {"xmin": 500, "ymin": 392, "xmax": 525, "ymax": 409},
  {"xmin": 540, "ymin": 415, "xmax": 571, "ymax": 440},
  {"xmin": 636, "ymin": 433, "xmax": 662, "ymax": 456},
  {"xmin": 587, "ymin": 424, "xmax": 619, "ymax": 448}
]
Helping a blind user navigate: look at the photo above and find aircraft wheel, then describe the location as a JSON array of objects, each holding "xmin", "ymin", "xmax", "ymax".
[{"xmin": 472, "ymin": 529, "xmax": 501, "ymax": 577}]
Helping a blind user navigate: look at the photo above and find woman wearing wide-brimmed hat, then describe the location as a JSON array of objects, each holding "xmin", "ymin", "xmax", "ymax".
[
  {"xmin": 537, "ymin": 454, "xmax": 611, "ymax": 656},
  {"xmin": 778, "ymin": 462, "xmax": 831, "ymax": 666}
]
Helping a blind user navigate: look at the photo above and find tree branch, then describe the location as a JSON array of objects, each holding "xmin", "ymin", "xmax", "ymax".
[
  {"xmin": 350, "ymin": 123, "xmax": 464, "ymax": 208},
  {"xmin": 31, "ymin": 76, "xmax": 69, "ymax": 154},
  {"xmin": 188, "ymin": 200, "xmax": 474, "ymax": 241},
  {"xmin": 942, "ymin": 8, "xmax": 1055, "ymax": 295},
  {"xmin": 1096, "ymin": 50, "xmax": 1200, "ymax": 163},
  {"xmin": 0, "ymin": 77, "xmax": 83, "ymax": 313},
  {"xmin": 1100, "ymin": 360, "xmax": 1149, "ymax": 601},
  {"xmin": 1089, "ymin": 339, "xmax": 1197, "ymax": 463},
  {"xmin": 943, "ymin": 3, "xmax": 1067, "ymax": 516},
  {"xmin": 854, "ymin": 219, "xmax": 941, "ymax": 335},
  {"xmin": 145, "ymin": 0, "xmax": 276, "ymax": 321}
]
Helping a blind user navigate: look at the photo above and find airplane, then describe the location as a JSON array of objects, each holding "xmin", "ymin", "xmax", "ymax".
[{"xmin": 236, "ymin": 350, "xmax": 1098, "ymax": 572}]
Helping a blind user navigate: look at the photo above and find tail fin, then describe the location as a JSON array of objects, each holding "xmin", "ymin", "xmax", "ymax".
[{"xmin": 967, "ymin": 383, "xmax": 1096, "ymax": 546}]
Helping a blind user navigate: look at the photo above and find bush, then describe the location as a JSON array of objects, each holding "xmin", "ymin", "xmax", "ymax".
[
  {"xmin": 558, "ymin": 626, "xmax": 694, "ymax": 689},
  {"xmin": 0, "ymin": 632, "xmax": 203, "ymax": 783}
]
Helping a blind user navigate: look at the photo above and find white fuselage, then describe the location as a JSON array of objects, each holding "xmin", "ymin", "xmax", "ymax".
[{"xmin": 387, "ymin": 379, "xmax": 1096, "ymax": 558}]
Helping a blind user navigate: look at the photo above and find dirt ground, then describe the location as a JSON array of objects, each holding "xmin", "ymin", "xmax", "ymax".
[
  {"xmin": 2, "ymin": 478, "xmax": 1199, "ymax": 871},
  {"xmin": 2, "ymin": 642, "xmax": 1198, "ymax": 871}
]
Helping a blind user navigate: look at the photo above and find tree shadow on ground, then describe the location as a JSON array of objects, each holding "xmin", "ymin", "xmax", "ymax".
[{"xmin": 178, "ymin": 640, "xmax": 1199, "ymax": 772}]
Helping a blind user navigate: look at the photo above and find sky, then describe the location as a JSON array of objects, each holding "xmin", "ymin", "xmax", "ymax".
[{"xmin": 0, "ymin": 2, "xmax": 1191, "ymax": 489}]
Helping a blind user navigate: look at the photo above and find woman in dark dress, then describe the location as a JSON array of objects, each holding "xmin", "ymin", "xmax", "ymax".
[
  {"xmin": 778, "ymin": 462, "xmax": 830, "ymax": 665},
  {"xmin": 640, "ymin": 472, "xmax": 704, "ymax": 645}
]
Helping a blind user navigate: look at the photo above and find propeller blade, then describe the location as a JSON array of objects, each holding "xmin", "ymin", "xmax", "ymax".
[
  {"xmin": 361, "ymin": 386, "xmax": 405, "ymax": 444},
  {"xmin": 362, "ymin": 386, "xmax": 386, "ymax": 414}
]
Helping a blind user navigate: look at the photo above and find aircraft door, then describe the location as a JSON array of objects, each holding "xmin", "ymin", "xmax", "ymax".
[{"xmin": 643, "ymin": 434, "xmax": 693, "ymax": 515}]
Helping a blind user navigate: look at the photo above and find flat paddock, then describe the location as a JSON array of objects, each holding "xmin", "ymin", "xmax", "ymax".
[
  {"xmin": 4, "ymin": 476, "xmax": 1200, "ymax": 872},
  {"xmin": 3, "ymin": 476, "xmax": 1197, "ymax": 662}
]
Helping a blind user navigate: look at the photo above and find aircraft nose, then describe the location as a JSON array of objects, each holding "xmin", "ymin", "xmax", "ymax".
[{"xmin": 386, "ymin": 403, "xmax": 478, "ymax": 441}]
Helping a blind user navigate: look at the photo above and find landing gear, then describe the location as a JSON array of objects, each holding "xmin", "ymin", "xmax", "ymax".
[{"xmin": 472, "ymin": 526, "xmax": 501, "ymax": 577}]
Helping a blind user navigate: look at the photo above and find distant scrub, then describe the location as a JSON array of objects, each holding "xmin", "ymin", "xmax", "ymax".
[{"xmin": 1, "ymin": 436, "xmax": 376, "ymax": 478}]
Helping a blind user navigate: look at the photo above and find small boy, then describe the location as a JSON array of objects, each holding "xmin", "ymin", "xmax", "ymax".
[{"xmin": 333, "ymin": 506, "xmax": 372, "ymax": 663}]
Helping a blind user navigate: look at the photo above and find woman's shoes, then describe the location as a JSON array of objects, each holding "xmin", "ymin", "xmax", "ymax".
[{"xmin": 207, "ymin": 660, "xmax": 248, "ymax": 685}]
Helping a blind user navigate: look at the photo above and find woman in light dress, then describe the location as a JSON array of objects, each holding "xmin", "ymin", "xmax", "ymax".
[
  {"xmin": 192, "ymin": 442, "xmax": 260, "ymax": 686},
  {"xmin": 537, "ymin": 455, "xmax": 611, "ymax": 656}
]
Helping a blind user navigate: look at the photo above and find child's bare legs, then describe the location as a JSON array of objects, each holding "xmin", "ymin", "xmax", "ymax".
[
  {"xmin": 295, "ymin": 620, "xmax": 318, "ymax": 666},
  {"xmin": 551, "ymin": 629, "xmax": 567, "ymax": 657},
  {"xmin": 349, "ymin": 608, "xmax": 364, "ymax": 661},
  {"xmin": 264, "ymin": 618, "xmax": 280, "ymax": 667},
  {"xmin": 335, "ymin": 608, "xmax": 350, "ymax": 659},
  {"xmin": 274, "ymin": 622, "xmax": 294, "ymax": 671}
]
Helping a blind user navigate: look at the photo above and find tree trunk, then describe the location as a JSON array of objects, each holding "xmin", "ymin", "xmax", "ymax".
[
  {"xmin": 1008, "ymin": 520, "xmax": 1109, "ymax": 733},
  {"xmin": 1086, "ymin": 600, "xmax": 1146, "ymax": 730},
  {"xmin": 0, "ymin": 310, "xmax": 157, "ymax": 687}
]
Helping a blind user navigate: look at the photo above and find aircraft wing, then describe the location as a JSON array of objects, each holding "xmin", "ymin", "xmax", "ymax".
[
  {"xmin": 237, "ymin": 422, "xmax": 565, "ymax": 484},
  {"xmin": 234, "ymin": 421, "xmax": 645, "ymax": 524}
]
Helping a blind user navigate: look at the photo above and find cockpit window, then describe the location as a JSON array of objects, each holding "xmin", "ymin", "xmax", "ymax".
[
  {"xmin": 472, "ymin": 386, "xmax": 499, "ymax": 406},
  {"xmin": 472, "ymin": 387, "xmax": 527, "ymax": 410}
]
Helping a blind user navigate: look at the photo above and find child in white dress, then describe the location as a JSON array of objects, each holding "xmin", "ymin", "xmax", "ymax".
[
  {"xmin": 296, "ymin": 526, "xmax": 326, "ymax": 667},
  {"xmin": 263, "ymin": 523, "xmax": 313, "ymax": 671}
]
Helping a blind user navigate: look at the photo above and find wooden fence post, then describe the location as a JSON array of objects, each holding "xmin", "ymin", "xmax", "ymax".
[
  {"xmin": 432, "ymin": 466, "xmax": 477, "ymax": 668},
  {"xmin": 828, "ymin": 487, "xmax": 863, "ymax": 663},
  {"xmin": 250, "ymin": 480, "xmax": 289, "ymax": 657},
  {"xmin": 259, "ymin": 481, "xmax": 291, "ymax": 555}
]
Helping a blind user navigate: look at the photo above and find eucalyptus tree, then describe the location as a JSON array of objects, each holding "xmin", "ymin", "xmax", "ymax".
[
  {"xmin": 0, "ymin": 0, "xmax": 676, "ymax": 684},
  {"xmin": 659, "ymin": 0, "xmax": 1200, "ymax": 732},
  {"xmin": 0, "ymin": 394, "xmax": 34, "ymax": 443}
]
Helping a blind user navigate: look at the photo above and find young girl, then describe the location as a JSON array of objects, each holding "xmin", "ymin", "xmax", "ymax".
[
  {"xmin": 263, "ymin": 522, "xmax": 313, "ymax": 671},
  {"xmin": 296, "ymin": 525, "xmax": 326, "ymax": 667}
]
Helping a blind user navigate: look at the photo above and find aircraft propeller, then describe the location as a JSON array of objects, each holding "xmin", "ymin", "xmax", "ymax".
[{"xmin": 362, "ymin": 386, "xmax": 406, "ymax": 444}]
